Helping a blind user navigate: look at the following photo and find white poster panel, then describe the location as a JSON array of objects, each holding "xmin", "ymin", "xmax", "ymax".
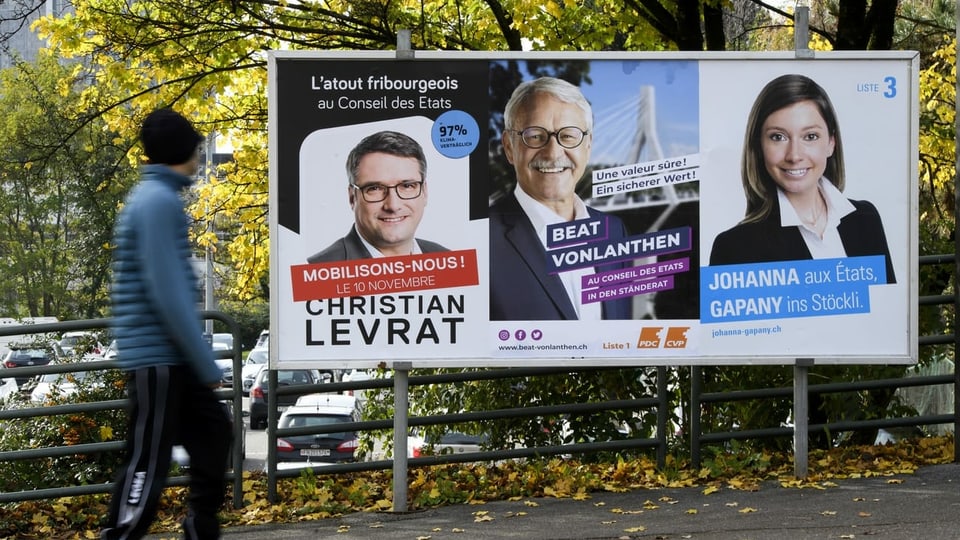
[{"xmin": 698, "ymin": 58, "xmax": 913, "ymax": 361}]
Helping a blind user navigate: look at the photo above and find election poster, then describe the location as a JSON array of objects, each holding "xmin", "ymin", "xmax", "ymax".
[{"xmin": 269, "ymin": 51, "xmax": 917, "ymax": 369}]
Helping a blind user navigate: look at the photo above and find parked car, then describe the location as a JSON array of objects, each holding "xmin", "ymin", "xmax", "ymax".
[
  {"xmin": 210, "ymin": 333, "xmax": 234, "ymax": 351},
  {"xmin": 276, "ymin": 394, "xmax": 359, "ymax": 463},
  {"xmin": 1, "ymin": 345, "xmax": 59, "ymax": 386},
  {"xmin": 207, "ymin": 333, "xmax": 236, "ymax": 387},
  {"xmin": 247, "ymin": 368, "xmax": 330, "ymax": 430},
  {"xmin": 408, "ymin": 429, "xmax": 489, "ymax": 458},
  {"xmin": 254, "ymin": 329, "xmax": 269, "ymax": 349},
  {"xmin": 30, "ymin": 369, "xmax": 90, "ymax": 403},
  {"xmin": 240, "ymin": 347, "xmax": 268, "ymax": 396},
  {"xmin": 102, "ymin": 339, "xmax": 119, "ymax": 360},
  {"xmin": 58, "ymin": 331, "xmax": 104, "ymax": 357},
  {"xmin": 214, "ymin": 357, "xmax": 234, "ymax": 388},
  {"xmin": 340, "ymin": 368, "xmax": 374, "ymax": 408},
  {"xmin": 0, "ymin": 377, "xmax": 18, "ymax": 401}
]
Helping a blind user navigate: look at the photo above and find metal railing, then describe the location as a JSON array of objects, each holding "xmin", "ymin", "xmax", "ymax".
[
  {"xmin": 0, "ymin": 312, "xmax": 245, "ymax": 507},
  {"xmin": 261, "ymin": 366, "xmax": 671, "ymax": 502},
  {"xmin": 0, "ymin": 254, "xmax": 955, "ymax": 505}
]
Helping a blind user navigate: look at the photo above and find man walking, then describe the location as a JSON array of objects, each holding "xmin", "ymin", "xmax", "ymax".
[{"xmin": 102, "ymin": 108, "xmax": 232, "ymax": 539}]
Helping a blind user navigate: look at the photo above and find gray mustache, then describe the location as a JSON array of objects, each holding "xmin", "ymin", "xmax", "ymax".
[{"xmin": 529, "ymin": 159, "xmax": 573, "ymax": 170}]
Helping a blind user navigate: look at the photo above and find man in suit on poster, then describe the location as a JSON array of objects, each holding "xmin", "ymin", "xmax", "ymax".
[
  {"xmin": 308, "ymin": 130, "xmax": 448, "ymax": 263},
  {"xmin": 489, "ymin": 76, "xmax": 632, "ymax": 321}
]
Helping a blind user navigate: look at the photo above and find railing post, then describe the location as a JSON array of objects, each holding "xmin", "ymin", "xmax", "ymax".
[
  {"xmin": 690, "ymin": 366, "xmax": 702, "ymax": 468},
  {"xmin": 794, "ymin": 359, "xmax": 813, "ymax": 478},
  {"xmin": 267, "ymin": 368, "xmax": 279, "ymax": 502},
  {"xmin": 656, "ymin": 366, "xmax": 667, "ymax": 468}
]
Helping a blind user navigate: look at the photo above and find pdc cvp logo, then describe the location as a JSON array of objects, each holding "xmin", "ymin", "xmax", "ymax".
[{"xmin": 637, "ymin": 327, "xmax": 690, "ymax": 349}]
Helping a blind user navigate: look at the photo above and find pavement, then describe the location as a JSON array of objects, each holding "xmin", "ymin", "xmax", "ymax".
[{"xmin": 146, "ymin": 462, "xmax": 960, "ymax": 539}]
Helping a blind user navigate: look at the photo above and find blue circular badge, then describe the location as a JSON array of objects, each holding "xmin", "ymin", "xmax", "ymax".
[{"xmin": 431, "ymin": 110, "xmax": 479, "ymax": 159}]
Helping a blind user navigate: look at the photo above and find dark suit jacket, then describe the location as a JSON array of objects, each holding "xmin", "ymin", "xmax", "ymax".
[
  {"xmin": 489, "ymin": 193, "xmax": 633, "ymax": 321},
  {"xmin": 307, "ymin": 227, "xmax": 448, "ymax": 263},
  {"xmin": 709, "ymin": 198, "xmax": 896, "ymax": 284}
]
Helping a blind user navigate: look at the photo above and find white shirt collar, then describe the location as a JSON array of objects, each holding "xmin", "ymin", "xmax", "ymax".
[
  {"xmin": 777, "ymin": 177, "xmax": 855, "ymax": 229},
  {"xmin": 513, "ymin": 184, "xmax": 590, "ymax": 247}
]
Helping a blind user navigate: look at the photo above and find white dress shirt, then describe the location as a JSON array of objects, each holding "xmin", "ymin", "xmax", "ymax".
[{"xmin": 514, "ymin": 185, "xmax": 602, "ymax": 320}]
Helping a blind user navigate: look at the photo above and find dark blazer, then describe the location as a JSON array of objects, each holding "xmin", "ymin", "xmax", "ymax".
[
  {"xmin": 709, "ymin": 198, "xmax": 896, "ymax": 284},
  {"xmin": 307, "ymin": 226, "xmax": 448, "ymax": 263},
  {"xmin": 489, "ymin": 193, "xmax": 633, "ymax": 321}
]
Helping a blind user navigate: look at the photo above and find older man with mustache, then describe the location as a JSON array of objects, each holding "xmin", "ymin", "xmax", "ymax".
[{"xmin": 489, "ymin": 76, "xmax": 632, "ymax": 321}]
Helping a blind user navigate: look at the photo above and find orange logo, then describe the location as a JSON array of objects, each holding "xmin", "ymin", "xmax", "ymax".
[
  {"xmin": 636, "ymin": 327, "xmax": 663, "ymax": 348},
  {"xmin": 636, "ymin": 327, "xmax": 689, "ymax": 349},
  {"xmin": 663, "ymin": 327, "xmax": 690, "ymax": 348}
]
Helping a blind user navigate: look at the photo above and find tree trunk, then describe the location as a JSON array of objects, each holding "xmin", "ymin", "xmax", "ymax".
[{"xmin": 675, "ymin": 0, "xmax": 704, "ymax": 50}]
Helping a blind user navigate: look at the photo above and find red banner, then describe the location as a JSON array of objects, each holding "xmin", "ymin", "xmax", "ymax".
[{"xmin": 290, "ymin": 249, "xmax": 479, "ymax": 301}]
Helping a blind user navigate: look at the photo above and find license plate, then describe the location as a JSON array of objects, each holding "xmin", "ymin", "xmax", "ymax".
[{"xmin": 300, "ymin": 449, "xmax": 331, "ymax": 457}]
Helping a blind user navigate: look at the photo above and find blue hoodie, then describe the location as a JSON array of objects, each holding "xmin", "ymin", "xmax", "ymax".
[{"xmin": 110, "ymin": 164, "xmax": 220, "ymax": 384}]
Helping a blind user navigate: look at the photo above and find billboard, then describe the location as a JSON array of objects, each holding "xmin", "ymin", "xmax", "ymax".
[{"xmin": 269, "ymin": 51, "xmax": 918, "ymax": 369}]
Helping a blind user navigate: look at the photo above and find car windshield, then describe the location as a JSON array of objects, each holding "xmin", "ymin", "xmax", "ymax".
[
  {"xmin": 247, "ymin": 349, "xmax": 267, "ymax": 364},
  {"xmin": 9, "ymin": 349, "xmax": 50, "ymax": 361},
  {"xmin": 280, "ymin": 414, "xmax": 352, "ymax": 438},
  {"xmin": 274, "ymin": 370, "xmax": 312, "ymax": 385}
]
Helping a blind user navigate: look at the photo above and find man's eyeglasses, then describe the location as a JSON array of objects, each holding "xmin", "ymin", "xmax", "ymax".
[
  {"xmin": 508, "ymin": 126, "xmax": 589, "ymax": 149},
  {"xmin": 351, "ymin": 180, "xmax": 424, "ymax": 203}
]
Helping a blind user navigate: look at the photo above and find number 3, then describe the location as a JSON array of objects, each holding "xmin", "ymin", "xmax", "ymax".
[{"xmin": 883, "ymin": 76, "xmax": 897, "ymax": 98}]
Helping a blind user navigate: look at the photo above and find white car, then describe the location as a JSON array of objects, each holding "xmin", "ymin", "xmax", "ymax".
[
  {"xmin": 30, "ymin": 369, "xmax": 91, "ymax": 403},
  {"xmin": 407, "ymin": 428, "xmax": 489, "ymax": 458},
  {"xmin": 340, "ymin": 369, "xmax": 373, "ymax": 408},
  {"xmin": 211, "ymin": 333, "xmax": 234, "ymax": 351},
  {"xmin": 240, "ymin": 347, "xmax": 269, "ymax": 396},
  {"xmin": 58, "ymin": 331, "xmax": 103, "ymax": 357},
  {"xmin": 103, "ymin": 340, "xmax": 118, "ymax": 360},
  {"xmin": 254, "ymin": 329, "xmax": 269, "ymax": 349},
  {"xmin": 0, "ymin": 377, "xmax": 17, "ymax": 401}
]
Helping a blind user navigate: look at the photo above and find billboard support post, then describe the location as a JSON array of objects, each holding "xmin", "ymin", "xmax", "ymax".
[
  {"xmin": 392, "ymin": 362, "xmax": 412, "ymax": 512},
  {"xmin": 794, "ymin": 5, "xmax": 813, "ymax": 58},
  {"xmin": 793, "ymin": 358, "xmax": 814, "ymax": 478},
  {"xmin": 388, "ymin": 31, "xmax": 414, "ymax": 514},
  {"xmin": 792, "ymin": 5, "xmax": 812, "ymax": 479}
]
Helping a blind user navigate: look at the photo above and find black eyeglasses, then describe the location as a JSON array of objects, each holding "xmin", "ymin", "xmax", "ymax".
[
  {"xmin": 351, "ymin": 181, "xmax": 424, "ymax": 202},
  {"xmin": 508, "ymin": 126, "xmax": 589, "ymax": 149}
]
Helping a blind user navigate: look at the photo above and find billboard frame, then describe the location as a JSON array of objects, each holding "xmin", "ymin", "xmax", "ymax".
[{"xmin": 268, "ymin": 49, "xmax": 919, "ymax": 370}]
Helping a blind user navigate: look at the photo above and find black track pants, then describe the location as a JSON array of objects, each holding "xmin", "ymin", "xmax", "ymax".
[{"xmin": 101, "ymin": 365, "xmax": 232, "ymax": 540}]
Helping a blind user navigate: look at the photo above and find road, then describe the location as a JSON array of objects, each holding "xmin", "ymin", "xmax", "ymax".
[{"xmin": 238, "ymin": 396, "xmax": 269, "ymax": 471}]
